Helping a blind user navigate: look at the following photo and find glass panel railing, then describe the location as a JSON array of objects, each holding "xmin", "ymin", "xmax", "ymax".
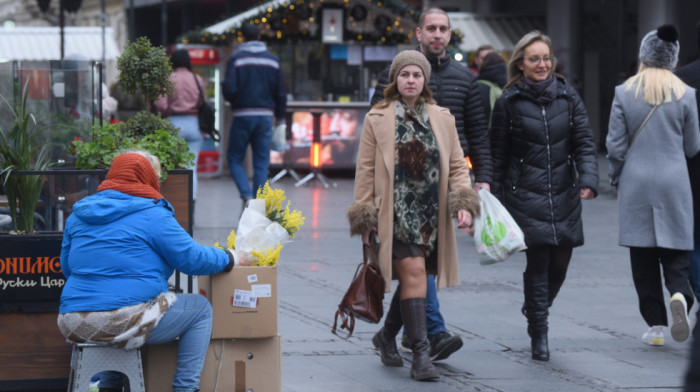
[{"xmin": 0, "ymin": 60, "xmax": 102, "ymax": 165}]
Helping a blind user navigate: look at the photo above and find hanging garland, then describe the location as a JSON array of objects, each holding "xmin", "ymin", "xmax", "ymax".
[
  {"xmin": 451, "ymin": 29, "xmax": 464, "ymax": 47},
  {"xmin": 178, "ymin": 0, "xmax": 464, "ymax": 47},
  {"xmin": 373, "ymin": 14, "xmax": 392, "ymax": 32},
  {"xmin": 349, "ymin": 5, "xmax": 367, "ymax": 21}
]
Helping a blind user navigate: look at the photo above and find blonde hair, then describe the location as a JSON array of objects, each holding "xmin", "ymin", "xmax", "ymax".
[
  {"xmin": 505, "ymin": 30, "xmax": 560, "ymax": 89},
  {"xmin": 121, "ymin": 148, "xmax": 162, "ymax": 178},
  {"xmin": 624, "ymin": 64, "xmax": 687, "ymax": 105},
  {"xmin": 374, "ymin": 80, "xmax": 435, "ymax": 109}
]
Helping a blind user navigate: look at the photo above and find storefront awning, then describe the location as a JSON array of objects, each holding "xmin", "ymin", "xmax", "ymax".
[
  {"xmin": 204, "ymin": 0, "xmax": 286, "ymax": 33},
  {"xmin": 447, "ymin": 12, "xmax": 545, "ymax": 53},
  {"xmin": 0, "ymin": 26, "xmax": 121, "ymax": 62},
  {"xmin": 194, "ymin": 0, "xmax": 418, "ymax": 47}
]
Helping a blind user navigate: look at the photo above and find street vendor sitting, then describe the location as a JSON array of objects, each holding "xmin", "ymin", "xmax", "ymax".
[{"xmin": 56, "ymin": 149, "xmax": 248, "ymax": 392}]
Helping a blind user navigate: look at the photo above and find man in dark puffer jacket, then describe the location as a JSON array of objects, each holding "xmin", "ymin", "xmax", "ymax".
[
  {"xmin": 369, "ymin": 7, "xmax": 491, "ymax": 362},
  {"xmin": 371, "ymin": 10, "xmax": 492, "ymax": 189}
]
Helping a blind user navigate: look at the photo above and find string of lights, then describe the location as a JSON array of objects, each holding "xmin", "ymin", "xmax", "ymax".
[{"xmin": 178, "ymin": 0, "xmax": 463, "ymax": 47}]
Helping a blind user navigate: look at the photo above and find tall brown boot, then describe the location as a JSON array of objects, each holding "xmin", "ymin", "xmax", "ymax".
[
  {"xmin": 372, "ymin": 289, "xmax": 403, "ymax": 366},
  {"xmin": 400, "ymin": 298, "xmax": 439, "ymax": 381}
]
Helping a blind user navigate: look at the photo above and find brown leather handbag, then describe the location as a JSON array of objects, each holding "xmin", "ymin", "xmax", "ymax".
[{"xmin": 332, "ymin": 232, "xmax": 385, "ymax": 339}]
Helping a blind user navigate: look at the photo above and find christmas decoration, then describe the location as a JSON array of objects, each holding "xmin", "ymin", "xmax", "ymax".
[{"xmin": 176, "ymin": 0, "xmax": 465, "ymax": 47}]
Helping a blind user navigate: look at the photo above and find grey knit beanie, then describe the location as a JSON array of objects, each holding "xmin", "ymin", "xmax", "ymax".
[
  {"xmin": 388, "ymin": 50, "xmax": 431, "ymax": 83},
  {"xmin": 639, "ymin": 24, "xmax": 680, "ymax": 70}
]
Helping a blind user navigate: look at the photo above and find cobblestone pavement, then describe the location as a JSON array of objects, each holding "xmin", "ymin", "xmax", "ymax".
[{"xmin": 193, "ymin": 158, "xmax": 694, "ymax": 392}]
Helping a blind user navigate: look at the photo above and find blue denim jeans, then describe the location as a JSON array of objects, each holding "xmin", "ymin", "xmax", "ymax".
[
  {"xmin": 99, "ymin": 294, "xmax": 213, "ymax": 392},
  {"xmin": 426, "ymin": 274, "xmax": 447, "ymax": 337},
  {"xmin": 690, "ymin": 215, "xmax": 700, "ymax": 299},
  {"xmin": 227, "ymin": 116, "xmax": 273, "ymax": 200},
  {"xmin": 169, "ymin": 115, "xmax": 203, "ymax": 200}
]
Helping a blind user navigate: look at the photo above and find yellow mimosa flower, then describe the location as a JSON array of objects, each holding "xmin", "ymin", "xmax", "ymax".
[
  {"xmin": 250, "ymin": 243, "xmax": 283, "ymax": 266},
  {"xmin": 226, "ymin": 230, "xmax": 237, "ymax": 250}
]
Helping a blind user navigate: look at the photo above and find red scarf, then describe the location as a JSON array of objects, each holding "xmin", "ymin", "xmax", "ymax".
[{"xmin": 97, "ymin": 153, "xmax": 164, "ymax": 200}]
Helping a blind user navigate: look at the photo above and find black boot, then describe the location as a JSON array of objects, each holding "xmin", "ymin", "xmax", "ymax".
[
  {"xmin": 522, "ymin": 278, "xmax": 564, "ymax": 316},
  {"xmin": 372, "ymin": 290, "xmax": 403, "ymax": 367},
  {"xmin": 524, "ymin": 272, "xmax": 549, "ymax": 361},
  {"xmin": 548, "ymin": 278, "xmax": 564, "ymax": 308},
  {"xmin": 401, "ymin": 298, "xmax": 439, "ymax": 381}
]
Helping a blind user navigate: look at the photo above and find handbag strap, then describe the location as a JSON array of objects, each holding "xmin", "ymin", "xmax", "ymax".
[
  {"xmin": 192, "ymin": 72, "xmax": 205, "ymax": 107},
  {"xmin": 630, "ymin": 104, "xmax": 660, "ymax": 146},
  {"xmin": 364, "ymin": 230, "xmax": 379, "ymax": 265},
  {"xmin": 331, "ymin": 309, "xmax": 355, "ymax": 339}
]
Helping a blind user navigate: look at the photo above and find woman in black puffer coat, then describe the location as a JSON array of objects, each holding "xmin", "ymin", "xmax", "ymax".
[{"xmin": 490, "ymin": 31, "xmax": 599, "ymax": 362}]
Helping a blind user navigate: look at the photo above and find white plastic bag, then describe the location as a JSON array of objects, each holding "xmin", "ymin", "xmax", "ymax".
[
  {"xmin": 271, "ymin": 123, "xmax": 286, "ymax": 153},
  {"xmin": 236, "ymin": 199, "xmax": 289, "ymax": 264},
  {"xmin": 473, "ymin": 189, "xmax": 527, "ymax": 265}
]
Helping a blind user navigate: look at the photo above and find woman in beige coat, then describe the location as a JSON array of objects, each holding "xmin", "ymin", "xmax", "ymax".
[{"xmin": 347, "ymin": 50, "xmax": 480, "ymax": 381}]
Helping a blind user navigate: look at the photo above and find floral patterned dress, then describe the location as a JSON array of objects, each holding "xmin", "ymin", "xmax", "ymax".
[{"xmin": 392, "ymin": 100, "xmax": 440, "ymax": 257}]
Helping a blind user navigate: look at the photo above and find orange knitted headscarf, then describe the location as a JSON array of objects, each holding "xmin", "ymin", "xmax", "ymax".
[{"xmin": 97, "ymin": 153, "xmax": 164, "ymax": 199}]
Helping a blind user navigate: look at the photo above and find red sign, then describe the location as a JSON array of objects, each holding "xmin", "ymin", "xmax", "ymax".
[{"xmin": 188, "ymin": 48, "xmax": 220, "ymax": 65}]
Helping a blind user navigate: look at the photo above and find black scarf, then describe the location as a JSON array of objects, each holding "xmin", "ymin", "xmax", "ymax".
[{"xmin": 521, "ymin": 73, "xmax": 558, "ymax": 104}]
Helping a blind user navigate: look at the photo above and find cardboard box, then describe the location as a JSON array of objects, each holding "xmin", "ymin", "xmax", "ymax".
[
  {"xmin": 201, "ymin": 337, "xmax": 281, "ymax": 391},
  {"xmin": 199, "ymin": 266, "xmax": 278, "ymax": 339},
  {"xmin": 143, "ymin": 336, "xmax": 281, "ymax": 392}
]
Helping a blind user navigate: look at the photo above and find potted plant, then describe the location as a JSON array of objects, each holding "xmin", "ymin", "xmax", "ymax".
[
  {"xmin": 0, "ymin": 80, "xmax": 72, "ymax": 389},
  {"xmin": 70, "ymin": 37, "xmax": 196, "ymax": 232},
  {"xmin": 0, "ymin": 80, "xmax": 53, "ymax": 234},
  {"xmin": 70, "ymin": 111, "xmax": 194, "ymax": 178}
]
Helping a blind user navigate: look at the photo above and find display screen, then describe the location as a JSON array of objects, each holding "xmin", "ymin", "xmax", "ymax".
[{"xmin": 271, "ymin": 108, "xmax": 367, "ymax": 169}]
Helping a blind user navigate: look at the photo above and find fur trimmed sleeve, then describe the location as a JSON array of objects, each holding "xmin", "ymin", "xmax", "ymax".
[
  {"xmin": 448, "ymin": 187, "xmax": 481, "ymax": 218},
  {"xmin": 347, "ymin": 203, "xmax": 378, "ymax": 237}
]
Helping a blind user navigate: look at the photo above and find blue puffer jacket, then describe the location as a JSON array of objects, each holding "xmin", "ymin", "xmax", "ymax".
[{"xmin": 59, "ymin": 190, "xmax": 230, "ymax": 313}]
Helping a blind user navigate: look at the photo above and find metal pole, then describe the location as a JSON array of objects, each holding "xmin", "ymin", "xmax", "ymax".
[
  {"xmin": 161, "ymin": 0, "xmax": 168, "ymax": 46},
  {"xmin": 59, "ymin": 0, "xmax": 65, "ymax": 59},
  {"xmin": 97, "ymin": 62, "xmax": 103, "ymax": 128},
  {"xmin": 129, "ymin": 0, "xmax": 135, "ymax": 41},
  {"xmin": 101, "ymin": 0, "xmax": 106, "ymax": 66}
]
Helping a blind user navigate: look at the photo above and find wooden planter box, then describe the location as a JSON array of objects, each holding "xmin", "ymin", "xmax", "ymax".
[{"xmin": 0, "ymin": 169, "xmax": 193, "ymax": 391}]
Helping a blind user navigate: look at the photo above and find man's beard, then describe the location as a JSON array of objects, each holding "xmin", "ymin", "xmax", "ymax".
[{"xmin": 420, "ymin": 41, "xmax": 445, "ymax": 58}]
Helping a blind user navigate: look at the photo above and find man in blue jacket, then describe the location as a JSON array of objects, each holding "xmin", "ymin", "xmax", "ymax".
[{"xmin": 222, "ymin": 24, "xmax": 287, "ymax": 209}]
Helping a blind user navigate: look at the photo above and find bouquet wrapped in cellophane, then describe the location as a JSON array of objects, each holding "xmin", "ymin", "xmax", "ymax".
[{"xmin": 215, "ymin": 181, "xmax": 305, "ymax": 266}]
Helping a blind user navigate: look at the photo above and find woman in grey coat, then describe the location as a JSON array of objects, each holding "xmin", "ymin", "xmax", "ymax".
[{"xmin": 607, "ymin": 25, "xmax": 700, "ymax": 346}]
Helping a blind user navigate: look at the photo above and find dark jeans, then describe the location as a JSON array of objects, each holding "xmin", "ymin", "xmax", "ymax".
[
  {"xmin": 426, "ymin": 275, "xmax": 446, "ymax": 336},
  {"xmin": 226, "ymin": 116, "xmax": 273, "ymax": 200},
  {"xmin": 629, "ymin": 247, "xmax": 694, "ymax": 327}
]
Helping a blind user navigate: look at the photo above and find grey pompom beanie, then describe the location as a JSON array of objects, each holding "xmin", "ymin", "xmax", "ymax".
[
  {"xmin": 639, "ymin": 24, "xmax": 680, "ymax": 70},
  {"xmin": 388, "ymin": 50, "xmax": 431, "ymax": 83}
]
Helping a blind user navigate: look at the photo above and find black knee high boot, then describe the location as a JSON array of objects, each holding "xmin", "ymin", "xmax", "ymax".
[
  {"xmin": 548, "ymin": 278, "xmax": 564, "ymax": 308},
  {"xmin": 372, "ymin": 289, "xmax": 403, "ymax": 367},
  {"xmin": 522, "ymin": 278, "xmax": 565, "ymax": 316},
  {"xmin": 524, "ymin": 272, "xmax": 549, "ymax": 361},
  {"xmin": 401, "ymin": 298, "xmax": 439, "ymax": 381}
]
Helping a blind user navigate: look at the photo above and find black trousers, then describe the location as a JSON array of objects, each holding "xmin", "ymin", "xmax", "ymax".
[
  {"xmin": 524, "ymin": 244, "xmax": 573, "ymax": 281},
  {"xmin": 629, "ymin": 247, "xmax": 694, "ymax": 327}
]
